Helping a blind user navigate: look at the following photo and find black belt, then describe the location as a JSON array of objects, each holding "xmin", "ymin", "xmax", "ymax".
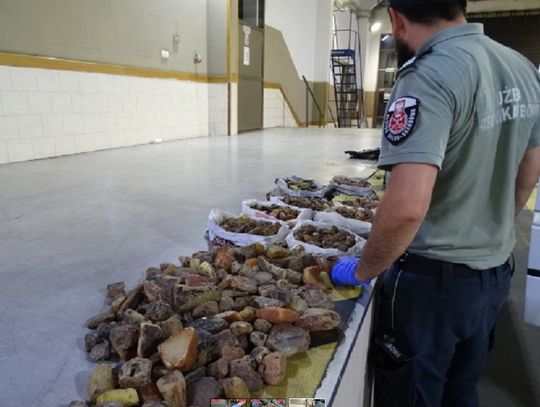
[{"xmin": 396, "ymin": 253, "xmax": 495, "ymax": 279}]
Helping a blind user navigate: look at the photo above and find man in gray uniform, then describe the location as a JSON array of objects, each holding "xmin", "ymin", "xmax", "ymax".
[{"xmin": 329, "ymin": 0, "xmax": 540, "ymax": 406}]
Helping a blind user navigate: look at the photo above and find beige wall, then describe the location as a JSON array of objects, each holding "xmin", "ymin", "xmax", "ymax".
[{"xmin": 0, "ymin": 0, "xmax": 209, "ymax": 74}]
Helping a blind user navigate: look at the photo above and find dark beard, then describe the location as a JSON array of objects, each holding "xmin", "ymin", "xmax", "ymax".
[{"xmin": 395, "ymin": 38, "xmax": 416, "ymax": 68}]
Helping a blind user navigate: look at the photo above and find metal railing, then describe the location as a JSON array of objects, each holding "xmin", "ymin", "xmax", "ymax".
[{"xmin": 302, "ymin": 75, "xmax": 324, "ymax": 128}]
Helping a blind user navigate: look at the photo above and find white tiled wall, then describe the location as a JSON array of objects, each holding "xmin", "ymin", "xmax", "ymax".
[
  {"xmin": 208, "ymin": 83, "xmax": 228, "ymax": 136},
  {"xmin": 263, "ymin": 87, "xmax": 297, "ymax": 128},
  {"xmin": 0, "ymin": 65, "xmax": 213, "ymax": 164}
]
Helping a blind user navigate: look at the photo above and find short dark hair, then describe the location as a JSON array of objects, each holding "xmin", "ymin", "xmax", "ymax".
[{"xmin": 391, "ymin": 1, "xmax": 467, "ymax": 25}]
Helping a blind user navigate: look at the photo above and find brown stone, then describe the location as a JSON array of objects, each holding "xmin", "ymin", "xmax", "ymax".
[
  {"xmin": 118, "ymin": 357, "xmax": 152, "ymax": 388},
  {"xmin": 244, "ymin": 258, "xmax": 259, "ymax": 268},
  {"xmin": 229, "ymin": 276, "xmax": 258, "ymax": 293},
  {"xmin": 138, "ymin": 383, "xmax": 163, "ymax": 403},
  {"xmin": 88, "ymin": 364, "xmax": 116, "ymax": 403},
  {"xmin": 192, "ymin": 300, "xmax": 219, "ymax": 318},
  {"xmin": 159, "ymin": 315, "xmax": 184, "ymax": 339},
  {"xmin": 156, "ymin": 370, "xmax": 187, "ymax": 407},
  {"xmin": 146, "ymin": 267, "xmax": 162, "ymax": 279},
  {"xmin": 230, "ymin": 321, "xmax": 253, "ymax": 336},
  {"xmin": 184, "ymin": 366, "xmax": 207, "ymax": 385},
  {"xmin": 86, "ymin": 311, "xmax": 116, "ymax": 329},
  {"xmin": 288, "ymin": 256, "xmax": 305, "ymax": 272},
  {"xmin": 137, "ymin": 322, "xmax": 162, "ymax": 358},
  {"xmin": 302, "ymin": 266, "xmax": 328, "ymax": 290},
  {"xmin": 258, "ymin": 351, "xmax": 287, "ymax": 385},
  {"xmin": 187, "ymin": 376, "xmax": 223, "ymax": 407},
  {"xmin": 295, "ymin": 308, "xmax": 341, "ymax": 331},
  {"xmin": 257, "ymin": 257, "xmax": 287, "ymax": 280},
  {"xmin": 229, "ymin": 357, "xmax": 264, "ymax": 392},
  {"xmin": 207, "ymin": 357, "xmax": 229, "ymax": 379},
  {"xmin": 233, "ymin": 296, "xmax": 251, "ymax": 310},
  {"xmin": 238, "ymin": 306, "xmax": 257, "ymax": 322},
  {"xmin": 266, "ymin": 323, "xmax": 310, "ymax": 357},
  {"xmin": 286, "ymin": 269, "xmax": 303, "ymax": 284},
  {"xmin": 249, "ymin": 331, "xmax": 268, "ymax": 347},
  {"xmin": 109, "ymin": 325, "xmax": 138, "ymax": 360},
  {"xmin": 220, "ymin": 345, "xmax": 245, "ymax": 360},
  {"xmin": 90, "ymin": 340, "xmax": 111, "ymax": 361},
  {"xmin": 255, "ymin": 307, "xmax": 299, "ymax": 324},
  {"xmin": 185, "ymin": 274, "xmax": 214, "ymax": 287},
  {"xmin": 84, "ymin": 332, "xmax": 100, "ymax": 352},
  {"xmin": 250, "ymin": 346, "xmax": 271, "ymax": 365},
  {"xmin": 237, "ymin": 264, "xmax": 255, "ymax": 278},
  {"xmin": 106, "ymin": 282, "xmax": 126, "ymax": 299},
  {"xmin": 158, "ymin": 328, "xmax": 198, "ymax": 371}
]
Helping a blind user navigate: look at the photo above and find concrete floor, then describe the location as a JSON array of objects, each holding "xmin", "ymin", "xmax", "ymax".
[{"xmin": 0, "ymin": 127, "xmax": 538, "ymax": 407}]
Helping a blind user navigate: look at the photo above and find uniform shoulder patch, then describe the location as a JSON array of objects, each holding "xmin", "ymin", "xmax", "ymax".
[{"xmin": 383, "ymin": 97, "xmax": 420, "ymax": 145}]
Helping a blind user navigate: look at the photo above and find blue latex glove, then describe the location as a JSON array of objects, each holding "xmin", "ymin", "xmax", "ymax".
[{"xmin": 331, "ymin": 256, "xmax": 371, "ymax": 286}]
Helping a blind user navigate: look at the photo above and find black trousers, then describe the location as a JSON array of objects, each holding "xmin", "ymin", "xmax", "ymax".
[{"xmin": 370, "ymin": 255, "xmax": 512, "ymax": 407}]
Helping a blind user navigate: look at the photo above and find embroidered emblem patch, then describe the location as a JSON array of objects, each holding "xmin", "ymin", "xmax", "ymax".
[{"xmin": 383, "ymin": 97, "xmax": 420, "ymax": 145}]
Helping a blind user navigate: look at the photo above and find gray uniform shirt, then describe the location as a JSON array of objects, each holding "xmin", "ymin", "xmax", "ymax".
[{"xmin": 378, "ymin": 23, "xmax": 540, "ymax": 269}]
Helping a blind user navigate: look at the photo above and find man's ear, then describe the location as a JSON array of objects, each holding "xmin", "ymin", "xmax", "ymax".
[{"xmin": 388, "ymin": 7, "xmax": 406, "ymax": 39}]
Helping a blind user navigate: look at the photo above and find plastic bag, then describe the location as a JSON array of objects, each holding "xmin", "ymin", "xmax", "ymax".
[
  {"xmin": 274, "ymin": 176, "xmax": 328, "ymax": 198},
  {"xmin": 241, "ymin": 199, "xmax": 313, "ymax": 227},
  {"xmin": 332, "ymin": 194, "xmax": 380, "ymax": 211},
  {"xmin": 286, "ymin": 220, "xmax": 365, "ymax": 257},
  {"xmin": 329, "ymin": 175, "xmax": 378, "ymax": 199},
  {"xmin": 314, "ymin": 210, "xmax": 372, "ymax": 236},
  {"xmin": 207, "ymin": 209, "xmax": 290, "ymax": 247}
]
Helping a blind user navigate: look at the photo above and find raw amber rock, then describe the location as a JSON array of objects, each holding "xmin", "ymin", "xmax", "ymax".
[
  {"xmin": 220, "ymin": 345, "xmax": 246, "ymax": 360},
  {"xmin": 257, "ymin": 257, "xmax": 287, "ymax": 280},
  {"xmin": 220, "ymin": 376, "xmax": 251, "ymax": 398},
  {"xmin": 90, "ymin": 340, "xmax": 111, "ymax": 361},
  {"xmin": 258, "ymin": 284, "xmax": 277, "ymax": 298},
  {"xmin": 244, "ymin": 258, "xmax": 259, "ymax": 268},
  {"xmin": 118, "ymin": 357, "xmax": 152, "ymax": 388},
  {"xmin": 214, "ymin": 246, "xmax": 233, "ymax": 271},
  {"xmin": 109, "ymin": 325, "xmax": 138, "ymax": 360},
  {"xmin": 266, "ymin": 245, "xmax": 291, "ymax": 259},
  {"xmin": 286, "ymin": 269, "xmax": 303, "ymax": 284},
  {"xmin": 233, "ymin": 296, "xmax": 251, "ymax": 310},
  {"xmin": 122, "ymin": 309, "xmax": 146, "ymax": 326},
  {"xmin": 137, "ymin": 322, "xmax": 162, "ymax": 358},
  {"xmin": 88, "ymin": 364, "xmax": 116, "ymax": 403},
  {"xmin": 84, "ymin": 332, "xmax": 100, "ymax": 352},
  {"xmin": 288, "ymin": 295, "xmax": 309, "ymax": 314},
  {"xmin": 287, "ymin": 256, "xmax": 304, "ymax": 272},
  {"xmin": 255, "ymin": 307, "xmax": 299, "ymax": 324},
  {"xmin": 106, "ymin": 282, "xmax": 126, "ymax": 299},
  {"xmin": 302, "ymin": 266, "xmax": 328, "ymax": 290},
  {"xmin": 298, "ymin": 285, "xmax": 334, "ymax": 310},
  {"xmin": 184, "ymin": 366, "xmax": 207, "ymax": 385},
  {"xmin": 118, "ymin": 284, "xmax": 144, "ymax": 315},
  {"xmin": 249, "ymin": 331, "xmax": 268, "ymax": 347},
  {"xmin": 110, "ymin": 295, "xmax": 126, "ymax": 314},
  {"xmin": 238, "ymin": 306, "xmax": 257, "ymax": 323},
  {"xmin": 230, "ymin": 321, "xmax": 253, "ymax": 336},
  {"xmin": 85, "ymin": 311, "xmax": 115, "ymax": 329},
  {"xmin": 192, "ymin": 301, "xmax": 219, "ymax": 319},
  {"xmin": 159, "ymin": 315, "xmax": 184, "ymax": 339},
  {"xmin": 156, "ymin": 370, "xmax": 187, "ymax": 407},
  {"xmin": 252, "ymin": 296, "xmax": 284, "ymax": 309},
  {"xmin": 215, "ymin": 311, "xmax": 242, "ymax": 323},
  {"xmin": 250, "ymin": 346, "xmax": 271, "ymax": 364},
  {"xmin": 219, "ymin": 296, "xmax": 235, "ymax": 312},
  {"xmin": 158, "ymin": 328, "xmax": 198, "ymax": 371},
  {"xmin": 187, "ymin": 376, "xmax": 223, "ymax": 406},
  {"xmin": 229, "ymin": 276, "xmax": 258, "ymax": 293},
  {"xmin": 214, "ymin": 329, "xmax": 240, "ymax": 349},
  {"xmin": 266, "ymin": 324, "xmax": 310, "ymax": 357},
  {"xmin": 253, "ymin": 271, "xmax": 274, "ymax": 285},
  {"xmin": 229, "ymin": 357, "xmax": 264, "ymax": 392},
  {"xmin": 184, "ymin": 274, "xmax": 214, "ymax": 287},
  {"xmin": 138, "ymin": 383, "xmax": 163, "ymax": 403},
  {"xmin": 198, "ymin": 262, "xmax": 216, "ymax": 279},
  {"xmin": 295, "ymin": 308, "xmax": 341, "ymax": 331},
  {"xmin": 258, "ymin": 351, "xmax": 287, "ymax": 385},
  {"xmin": 188, "ymin": 317, "xmax": 228, "ymax": 334},
  {"xmin": 96, "ymin": 388, "xmax": 139, "ymax": 406},
  {"xmin": 207, "ymin": 357, "xmax": 230, "ymax": 379},
  {"xmin": 173, "ymin": 285, "xmax": 221, "ymax": 313},
  {"xmin": 253, "ymin": 319, "xmax": 272, "ymax": 333}
]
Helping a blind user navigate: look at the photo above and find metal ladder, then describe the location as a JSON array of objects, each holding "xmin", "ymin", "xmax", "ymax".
[{"xmin": 331, "ymin": 10, "xmax": 366, "ymax": 128}]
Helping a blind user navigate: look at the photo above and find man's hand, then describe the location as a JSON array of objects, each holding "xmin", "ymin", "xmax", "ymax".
[
  {"xmin": 356, "ymin": 163, "xmax": 438, "ymax": 281},
  {"xmin": 515, "ymin": 146, "xmax": 540, "ymax": 215}
]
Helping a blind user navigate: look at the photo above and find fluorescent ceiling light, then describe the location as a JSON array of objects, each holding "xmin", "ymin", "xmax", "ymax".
[{"xmin": 370, "ymin": 21, "xmax": 382, "ymax": 32}]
